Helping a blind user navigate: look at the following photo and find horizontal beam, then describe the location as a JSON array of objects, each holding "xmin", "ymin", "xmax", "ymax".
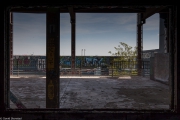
[
  {"xmin": 66, "ymin": 8, "xmax": 146, "ymax": 13},
  {"xmin": 11, "ymin": 9, "xmax": 169, "ymax": 13},
  {"xmin": 142, "ymin": 7, "xmax": 167, "ymax": 20},
  {"xmin": 10, "ymin": 8, "xmax": 47, "ymax": 13},
  {"xmin": 9, "ymin": 7, "xmax": 151, "ymax": 13},
  {"xmin": 68, "ymin": 7, "xmax": 75, "ymax": 19}
]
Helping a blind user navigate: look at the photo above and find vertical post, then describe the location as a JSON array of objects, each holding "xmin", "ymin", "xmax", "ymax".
[
  {"xmin": 7, "ymin": 9, "xmax": 11, "ymax": 108},
  {"xmin": 169, "ymin": 6, "xmax": 177, "ymax": 112},
  {"xmin": 84, "ymin": 49, "xmax": 85, "ymax": 72},
  {"xmin": 71, "ymin": 19, "xmax": 75, "ymax": 74},
  {"xmin": 10, "ymin": 12, "xmax": 13, "ymax": 75},
  {"xmin": 16, "ymin": 56, "xmax": 19, "ymax": 77},
  {"xmin": 159, "ymin": 13, "xmax": 169, "ymax": 53},
  {"xmin": 46, "ymin": 8, "xmax": 60, "ymax": 108},
  {"xmin": 1, "ymin": 7, "xmax": 6, "ymax": 111},
  {"xmin": 68, "ymin": 7, "xmax": 76, "ymax": 75},
  {"xmin": 137, "ymin": 13, "xmax": 144, "ymax": 76},
  {"xmin": 84, "ymin": 49, "xmax": 85, "ymax": 56},
  {"xmin": 71, "ymin": 13, "xmax": 76, "ymax": 75},
  {"xmin": 81, "ymin": 49, "xmax": 83, "ymax": 76},
  {"xmin": 173, "ymin": 6, "xmax": 179, "ymax": 112},
  {"xmin": 17, "ymin": 59, "xmax": 19, "ymax": 77},
  {"xmin": 168, "ymin": 7, "xmax": 174, "ymax": 110}
]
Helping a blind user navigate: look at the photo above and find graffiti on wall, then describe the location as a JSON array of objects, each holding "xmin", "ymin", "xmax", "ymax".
[
  {"xmin": 12, "ymin": 54, "xmax": 153, "ymax": 71},
  {"xmin": 13, "ymin": 55, "xmax": 132, "ymax": 70},
  {"xmin": 13, "ymin": 56, "xmax": 46, "ymax": 70},
  {"xmin": 13, "ymin": 56, "xmax": 31, "ymax": 66},
  {"xmin": 60, "ymin": 56, "xmax": 111, "ymax": 68}
]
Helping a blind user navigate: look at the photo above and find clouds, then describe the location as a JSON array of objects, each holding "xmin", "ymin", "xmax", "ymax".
[
  {"xmin": 114, "ymin": 13, "xmax": 137, "ymax": 25},
  {"xmin": 62, "ymin": 13, "xmax": 159, "ymax": 55},
  {"xmin": 143, "ymin": 13, "xmax": 159, "ymax": 31},
  {"xmin": 60, "ymin": 13, "xmax": 71, "ymax": 35},
  {"xmin": 60, "ymin": 13, "xmax": 137, "ymax": 36},
  {"xmin": 76, "ymin": 13, "xmax": 136, "ymax": 25},
  {"xmin": 13, "ymin": 12, "xmax": 159, "ymax": 56},
  {"xmin": 13, "ymin": 13, "xmax": 46, "ymax": 55},
  {"xmin": 13, "ymin": 13, "xmax": 46, "ymax": 39},
  {"xmin": 76, "ymin": 13, "xmax": 110, "ymax": 24},
  {"xmin": 76, "ymin": 13, "xmax": 137, "ymax": 31},
  {"xmin": 143, "ymin": 14, "xmax": 159, "ymax": 50}
]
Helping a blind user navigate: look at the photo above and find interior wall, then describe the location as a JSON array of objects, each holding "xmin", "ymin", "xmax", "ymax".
[{"xmin": 150, "ymin": 53, "xmax": 169, "ymax": 84}]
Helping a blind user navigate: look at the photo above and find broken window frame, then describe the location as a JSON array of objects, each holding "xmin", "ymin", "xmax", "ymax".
[{"xmin": 2, "ymin": 4, "xmax": 177, "ymax": 114}]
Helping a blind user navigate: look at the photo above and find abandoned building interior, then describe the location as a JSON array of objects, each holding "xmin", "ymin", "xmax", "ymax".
[{"xmin": 1, "ymin": 2, "xmax": 179, "ymax": 120}]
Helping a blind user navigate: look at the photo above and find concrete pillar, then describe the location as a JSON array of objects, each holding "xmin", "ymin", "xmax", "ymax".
[{"xmin": 46, "ymin": 8, "xmax": 60, "ymax": 108}]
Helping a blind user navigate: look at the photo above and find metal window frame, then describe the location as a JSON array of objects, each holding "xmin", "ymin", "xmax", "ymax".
[{"xmin": 1, "ymin": 3, "xmax": 178, "ymax": 116}]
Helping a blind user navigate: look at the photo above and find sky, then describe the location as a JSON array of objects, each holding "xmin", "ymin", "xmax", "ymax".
[{"xmin": 13, "ymin": 12, "xmax": 159, "ymax": 56}]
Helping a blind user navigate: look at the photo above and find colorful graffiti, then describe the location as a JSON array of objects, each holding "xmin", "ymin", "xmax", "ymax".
[
  {"xmin": 60, "ymin": 56, "xmax": 113, "ymax": 68},
  {"xmin": 12, "ymin": 55, "xmax": 116, "ymax": 70},
  {"xmin": 13, "ymin": 55, "xmax": 150, "ymax": 71},
  {"xmin": 13, "ymin": 56, "xmax": 31, "ymax": 66},
  {"xmin": 13, "ymin": 56, "xmax": 46, "ymax": 70}
]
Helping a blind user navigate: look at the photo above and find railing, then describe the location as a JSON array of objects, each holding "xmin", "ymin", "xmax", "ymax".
[
  {"xmin": 142, "ymin": 61, "xmax": 150, "ymax": 76},
  {"xmin": 11, "ymin": 59, "xmax": 46, "ymax": 76},
  {"xmin": 11, "ymin": 60, "xmax": 150, "ymax": 77}
]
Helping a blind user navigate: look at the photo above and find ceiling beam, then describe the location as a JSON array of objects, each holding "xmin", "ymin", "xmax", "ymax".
[
  {"xmin": 11, "ymin": 8, "xmax": 145, "ymax": 13},
  {"xmin": 10, "ymin": 8, "xmax": 47, "ymax": 13},
  {"xmin": 64, "ymin": 8, "xmax": 146, "ymax": 13},
  {"xmin": 66, "ymin": 8, "xmax": 168, "ymax": 13},
  {"xmin": 68, "ymin": 7, "xmax": 75, "ymax": 19},
  {"xmin": 142, "ymin": 6, "xmax": 167, "ymax": 20},
  {"xmin": 10, "ymin": 6, "xmax": 168, "ymax": 14}
]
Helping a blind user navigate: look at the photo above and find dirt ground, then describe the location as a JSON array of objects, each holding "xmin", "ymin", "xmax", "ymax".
[{"xmin": 10, "ymin": 76, "xmax": 170, "ymax": 109}]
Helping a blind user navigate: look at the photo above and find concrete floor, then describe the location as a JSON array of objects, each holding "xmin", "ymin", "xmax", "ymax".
[{"xmin": 10, "ymin": 76, "xmax": 170, "ymax": 109}]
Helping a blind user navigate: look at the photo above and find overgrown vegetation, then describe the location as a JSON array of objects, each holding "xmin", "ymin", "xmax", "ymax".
[{"xmin": 108, "ymin": 42, "xmax": 138, "ymax": 76}]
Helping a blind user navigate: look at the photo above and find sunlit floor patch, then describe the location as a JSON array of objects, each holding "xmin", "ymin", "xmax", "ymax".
[
  {"xmin": 60, "ymin": 76, "xmax": 101, "ymax": 78},
  {"xmin": 118, "ymin": 76, "xmax": 131, "ymax": 79}
]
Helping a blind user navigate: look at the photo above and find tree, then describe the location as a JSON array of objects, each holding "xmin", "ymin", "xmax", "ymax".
[
  {"xmin": 108, "ymin": 42, "xmax": 138, "ymax": 75},
  {"xmin": 108, "ymin": 42, "xmax": 137, "ymax": 61}
]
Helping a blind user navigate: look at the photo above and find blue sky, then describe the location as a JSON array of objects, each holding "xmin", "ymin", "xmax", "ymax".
[{"xmin": 13, "ymin": 12, "xmax": 159, "ymax": 56}]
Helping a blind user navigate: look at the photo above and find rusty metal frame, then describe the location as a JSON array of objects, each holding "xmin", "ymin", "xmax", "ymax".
[
  {"xmin": 136, "ymin": 13, "xmax": 145, "ymax": 76},
  {"xmin": 1, "ymin": 3, "xmax": 178, "ymax": 118},
  {"xmin": 0, "ymin": 6, "xmax": 6, "ymax": 113},
  {"xmin": 169, "ymin": 6, "xmax": 178, "ymax": 112},
  {"xmin": 174, "ymin": 5, "xmax": 179, "ymax": 112},
  {"xmin": 68, "ymin": 7, "xmax": 76, "ymax": 75},
  {"xmin": 46, "ymin": 8, "xmax": 60, "ymax": 108}
]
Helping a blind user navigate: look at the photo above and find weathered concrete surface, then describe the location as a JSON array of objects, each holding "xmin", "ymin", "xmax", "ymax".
[
  {"xmin": 10, "ymin": 77, "xmax": 46, "ymax": 108},
  {"xmin": 150, "ymin": 53, "xmax": 169, "ymax": 84},
  {"xmin": 10, "ymin": 76, "xmax": 170, "ymax": 109}
]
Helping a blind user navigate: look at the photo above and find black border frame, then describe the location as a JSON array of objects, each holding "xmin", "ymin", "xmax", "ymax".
[{"xmin": 1, "ymin": 2, "xmax": 178, "ymax": 119}]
